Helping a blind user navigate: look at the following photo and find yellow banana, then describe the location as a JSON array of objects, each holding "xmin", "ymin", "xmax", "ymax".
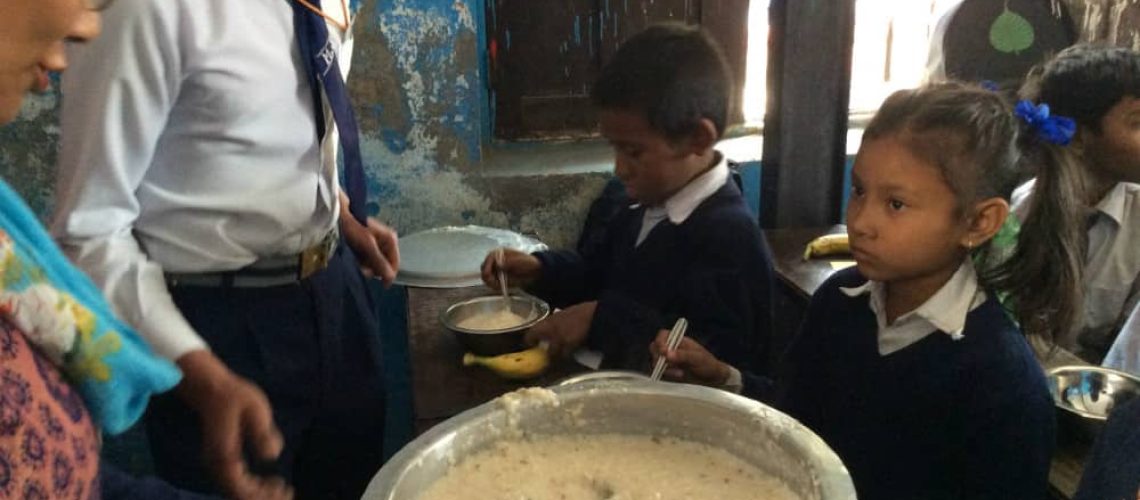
[
  {"xmin": 803, "ymin": 234, "xmax": 850, "ymax": 260},
  {"xmin": 463, "ymin": 346, "xmax": 550, "ymax": 380}
]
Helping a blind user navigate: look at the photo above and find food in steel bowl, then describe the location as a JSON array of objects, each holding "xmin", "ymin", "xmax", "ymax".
[
  {"xmin": 418, "ymin": 432, "xmax": 797, "ymax": 499},
  {"xmin": 456, "ymin": 308, "xmax": 528, "ymax": 330},
  {"xmin": 441, "ymin": 295, "xmax": 550, "ymax": 356},
  {"xmin": 361, "ymin": 381, "xmax": 856, "ymax": 500}
]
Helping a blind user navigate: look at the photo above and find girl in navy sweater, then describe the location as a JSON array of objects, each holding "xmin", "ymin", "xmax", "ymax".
[{"xmin": 654, "ymin": 83, "xmax": 1060, "ymax": 499}]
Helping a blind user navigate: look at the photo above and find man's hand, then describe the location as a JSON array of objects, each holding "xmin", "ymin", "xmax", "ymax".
[
  {"xmin": 524, "ymin": 301, "xmax": 597, "ymax": 357},
  {"xmin": 480, "ymin": 248, "xmax": 542, "ymax": 291},
  {"xmin": 649, "ymin": 332, "xmax": 731, "ymax": 386},
  {"xmin": 340, "ymin": 192, "xmax": 399, "ymax": 285},
  {"xmin": 176, "ymin": 351, "xmax": 292, "ymax": 500}
]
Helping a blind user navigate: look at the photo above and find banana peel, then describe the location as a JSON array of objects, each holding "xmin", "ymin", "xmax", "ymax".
[
  {"xmin": 463, "ymin": 346, "xmax": 550, "ymax": 380},
  {"xmin": 803, "ymin": 234, "xmax": 851, "ymax": 260}
]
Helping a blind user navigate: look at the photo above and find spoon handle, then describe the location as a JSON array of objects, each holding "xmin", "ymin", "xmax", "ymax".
[{"xmin": 496, "ymin": 249, "xmax": 510, "ymax": 306}]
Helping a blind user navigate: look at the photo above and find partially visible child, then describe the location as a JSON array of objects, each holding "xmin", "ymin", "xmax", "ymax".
[
  {"xmin": 1074, "ymin": 397, "xmax": 1140, "ymax": 500},
  {"xmin": 653, "ymin": 83, "xmax": 1056, "ymax": 499},
  {"xmin": 1105, "ymin": 302, "xmax": 1140, "ymax": 375},
  {"xmin": 1008, "ymin": 45, "xmax": 1140, "ymax": 361},
  {"xmin": 482, "ymin": 24, "xmax": 775, "ymax": 373}
]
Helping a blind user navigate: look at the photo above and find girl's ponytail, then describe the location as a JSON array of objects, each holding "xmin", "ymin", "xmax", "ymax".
[{"xmin": 985, "ymin": 130, "xmax": 1088, "ymax": 347}]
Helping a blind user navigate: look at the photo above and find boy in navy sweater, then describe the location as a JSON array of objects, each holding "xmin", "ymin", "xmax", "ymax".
[
  {"xmin": 483, "ymin": 24, "xmax": 774, "ymax": 373},
  {"xmin": 654, "ymin": 83, "xmax": 1056, "ymax": 498}
]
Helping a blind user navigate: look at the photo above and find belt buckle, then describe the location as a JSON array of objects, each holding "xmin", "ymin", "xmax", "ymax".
[{"xmin": 299, "ymin": 230, "xmax": 337, "ymax": 280}]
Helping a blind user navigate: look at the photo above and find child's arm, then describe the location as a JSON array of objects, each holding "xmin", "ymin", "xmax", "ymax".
[
  {"xmin": 479, "ymin": 247, "xmax": 604, "ymax": 308},
  {"xmin": 589, "ymin": 215, "xmax": 775, "ymax": 370},
  {"xmin": 650, "ymin": 333, "xmax": 777, "ymax": 400},
  {"xmin": 650, "ymin": 335, "xmax": 732, "ymax": 385},
  {"xmin": 480, "ymin": 248, "xmax": 542, "ymax": 289},
  {"xmin": 526, "ymin": 249, "xmax": 606, "ymax": 308}
]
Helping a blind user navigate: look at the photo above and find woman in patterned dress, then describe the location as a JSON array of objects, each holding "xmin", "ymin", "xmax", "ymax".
[{"xmin": 0, "ymin": 0, "xmax": 226, "ymax": 498}]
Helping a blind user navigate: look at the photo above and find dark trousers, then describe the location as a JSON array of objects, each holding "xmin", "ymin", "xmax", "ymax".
[
  {"xmin": 144, "ymin": 247, "xmax": 387, "ymax": 500},
  {"xmin": 101, "ymin": 463, "xmax": 222, "ymax": 500}
]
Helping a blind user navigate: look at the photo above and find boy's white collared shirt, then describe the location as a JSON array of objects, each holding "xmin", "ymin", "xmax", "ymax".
[
  {"xmin": 840, "ymin": 260, "xmax": 987, "ymax": 356},
  {"xmin": 1012, "ymin": 180, "xmax": 1140, "ymax": 353},
  {"xmin": 634, "ymin": 153, "xmax": 730, "ymax": 246}
]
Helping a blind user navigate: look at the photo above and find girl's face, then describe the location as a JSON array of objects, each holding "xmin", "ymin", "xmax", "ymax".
[
  {"xmin": 1085, "ymin": 95, "xmax": 1140, "ymax": 184},
  {"xmin": 846, "ymin": 136, "xmax": 971, "ymax": 288},
  {"xmin": 0, "ymin": 0, "xmax": 101, "ymax": 124}
]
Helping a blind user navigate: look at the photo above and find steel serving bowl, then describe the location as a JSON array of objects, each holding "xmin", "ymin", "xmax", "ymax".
[
  {"xmin": 361, "ymin": 379, "xmax": 856, "ymax": 500},
  {"xmin": 554, "ymin": 370, "xmax": 650, "ymax": 386},
  {"xmin": 1048, "ymin": 365, "xmax": 1140, "ymax": 420},
  {"xmin": 440, "ymin": 295, "xmax": 550, "ymax": 356},
  {"xmin": 1048, "ymin": 365, "xmax": 1140, "ymax": 442}
]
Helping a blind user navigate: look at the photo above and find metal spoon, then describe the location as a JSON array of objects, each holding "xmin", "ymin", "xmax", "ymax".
[
  {"xmin": 496, "ymin": 248, "xmax": 510, "ymax": 311},
  {"xmin": 650, "ymin": 318, "xmax": 689, "ymax": 381}
]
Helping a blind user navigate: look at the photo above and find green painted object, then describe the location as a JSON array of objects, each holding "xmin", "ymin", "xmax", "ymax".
[{"xmin": 989, "ymin": 6, "xmax": 1036, "ymax": 54}]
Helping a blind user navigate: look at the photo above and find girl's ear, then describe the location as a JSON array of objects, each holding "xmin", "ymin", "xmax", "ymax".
[{"xmin": 962, "ymin": 197, "xmax": 1010, "ymax": 249}]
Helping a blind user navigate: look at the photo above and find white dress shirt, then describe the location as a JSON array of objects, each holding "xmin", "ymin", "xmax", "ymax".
[
  {"xmin": 1012, "ymin": 180, "xmax": 1140, "ymax": 356},
  {"xmin": 635, "ymin": 153, "xmax": 729, "ymax": 246},
  {"xmin": 50, "ymin": 0, "xmax": 354, "ymax": 360},
  {"xmin": 723, "ymin": 260, "xmax": 984, "ymax": 392},
  {"xmin": 1105, "ymin": 302, "xmax": 1140, "ymax": 376}
]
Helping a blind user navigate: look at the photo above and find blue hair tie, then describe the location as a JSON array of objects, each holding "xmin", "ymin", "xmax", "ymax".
[{"xmin": 1015, "ymin": 100, "xmax": 1076, "ymax": 146}]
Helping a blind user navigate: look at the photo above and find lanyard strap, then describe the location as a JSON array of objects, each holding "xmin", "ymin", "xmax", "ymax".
[
  {"xmin": 291, "ymin": 0, "xmax": 368, "ymax": 225},
  {"xmin": 295, "ymin": 0, "xmax": 350, "ymax": 32}
]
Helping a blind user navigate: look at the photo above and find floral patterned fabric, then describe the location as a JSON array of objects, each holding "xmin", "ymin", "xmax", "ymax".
[
  {"xmin": 0, "ymin": 239, "xmax": 121, "ymax": 383},
  {"xmin": 0, "ymin": 179, "xmax": 179, "ymax": 434},
  {"xmin": 0, "ymin": 318, "xmax": 100, "ymax": 500}
]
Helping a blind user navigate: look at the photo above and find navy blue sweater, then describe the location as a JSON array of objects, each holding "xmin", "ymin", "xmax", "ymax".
[
  {"xmin": 1075, "ymin": 397, "xmax": 1140, "ymax": 500},
  {"xmin": 745, "ymin": 268, "xmax": 1055, "ymax": 499},
  {"xmin": 527, "ymin": 180, "xmax": 775, "ymax": 373}
]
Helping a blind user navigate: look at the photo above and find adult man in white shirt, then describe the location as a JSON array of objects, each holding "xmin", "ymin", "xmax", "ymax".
[{"xmin": 51, "ymin": 1, "xmax": 398, "ymax": 498}]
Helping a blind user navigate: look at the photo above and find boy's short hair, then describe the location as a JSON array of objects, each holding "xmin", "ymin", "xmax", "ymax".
[
  {"xmin": 1023, "ymin": 44, "xmax": 1140, "ymax": 133},
  {"xmin": 591, "ymin": 23, "xmax": 733, "ymax": 142}
]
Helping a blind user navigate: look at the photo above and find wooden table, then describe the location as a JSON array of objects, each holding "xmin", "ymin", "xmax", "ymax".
[
  {"xmin": 406, "ymin": 286, "xmax": 589, "ymax": 434},
  {"xmin": 1049, "ymin": 438, "xmax": 1091, "ymax": 500},
  {"xmin": 764, "ymin": 224, "xmax": 849, "ymax": 300}
]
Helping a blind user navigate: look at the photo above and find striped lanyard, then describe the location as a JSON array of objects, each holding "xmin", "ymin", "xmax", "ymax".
[
  {"xmin": 291, "ymin": 0, "xmax": 369, "ymax": 224},
  {"xmin": 294, "ymin": 0, "xmax": 351, "ymax": 33}
]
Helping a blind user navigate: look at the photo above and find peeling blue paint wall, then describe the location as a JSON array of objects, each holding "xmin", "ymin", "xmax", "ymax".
[
  {"xmin": 0, "ymin": 0, "xmax": 607, "ymax": 251},
  {"xmin": 353, "ymin": 0, "xmax": 607, "ymax": 248}
]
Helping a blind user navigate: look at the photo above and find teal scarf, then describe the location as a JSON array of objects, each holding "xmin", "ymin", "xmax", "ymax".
[{"xmin": 0, "ymin": 179, "xmax": 180, "ymax": 434}]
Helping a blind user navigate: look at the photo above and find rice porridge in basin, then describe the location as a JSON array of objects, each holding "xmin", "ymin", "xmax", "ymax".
[{"xmin": 417, "ymin": 433, "xmax": 799, "ymax": 500}]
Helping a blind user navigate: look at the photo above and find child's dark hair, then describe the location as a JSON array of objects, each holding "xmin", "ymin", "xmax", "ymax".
[
  {"xmin": 863, "ymin": 83, "xmax": 1022, "ymax": 213},
  {"xmin": 1022, "ymin": 44, "xmax": 1140, "ymax": 134},
  {"xmin": 591, "ymin": 23, "xmax": 732, "ymax": 142},
  {"xmin": 863, "ymin": 82, "xmax": 1078, "ymax": 345},
  {"xmin": 992, "ymin": 45, "xmax": 1140, "ymax": 345}
]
